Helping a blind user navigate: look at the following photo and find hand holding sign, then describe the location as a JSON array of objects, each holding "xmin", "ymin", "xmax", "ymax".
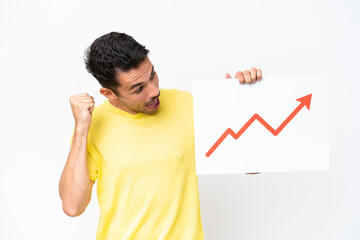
[{"xmin": 225, "ymin": 68, "xmax": 263, "ymax": 84}]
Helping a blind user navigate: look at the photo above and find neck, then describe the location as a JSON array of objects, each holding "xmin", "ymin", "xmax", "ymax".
[{"xmin": 109, "ymin": 98, "xmax": 139, "ymax": 115}]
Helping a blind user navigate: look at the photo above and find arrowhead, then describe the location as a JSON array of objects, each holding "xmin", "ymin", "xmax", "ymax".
[{"xmin": 296, "ymin": 94, "xmax": 312, "ymax": 110}]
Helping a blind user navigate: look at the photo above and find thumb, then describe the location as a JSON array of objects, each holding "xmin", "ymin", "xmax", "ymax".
[{"xmin": 225, "ymin": 73, "xmax": 232, "ymax": 79}]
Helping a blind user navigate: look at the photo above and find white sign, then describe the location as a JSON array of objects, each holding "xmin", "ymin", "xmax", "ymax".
[{"xmin": 193, "ymin": 76, "xmax": 330, "ymax": 175}]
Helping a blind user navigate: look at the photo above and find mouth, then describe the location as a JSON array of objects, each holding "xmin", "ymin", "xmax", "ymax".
[{"xmin": 146, "ymin": 97, "xmax": 160, "ymax": 110}]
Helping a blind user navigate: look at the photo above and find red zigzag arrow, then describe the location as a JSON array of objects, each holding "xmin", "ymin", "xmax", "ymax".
[{"xmin": 206, "ymin": 94, "xmax": 312, "ymax": 157}]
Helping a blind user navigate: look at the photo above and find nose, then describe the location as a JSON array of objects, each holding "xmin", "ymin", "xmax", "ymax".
[{"xmin": 149, "ymin": 82, "xmax": 160, "ymax": 99}]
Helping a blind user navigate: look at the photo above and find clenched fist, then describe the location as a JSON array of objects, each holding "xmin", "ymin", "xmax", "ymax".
[{"xmin": 69, "ymin": 93, "xmax": 95, "ymax": 131}]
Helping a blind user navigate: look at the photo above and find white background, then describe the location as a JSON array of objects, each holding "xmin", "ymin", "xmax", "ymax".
[{"xmin": 0, "ymin": 0, "xmax": 359, "ymax": 239}]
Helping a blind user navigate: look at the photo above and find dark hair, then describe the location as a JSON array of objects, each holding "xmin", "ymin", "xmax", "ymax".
[{"xmin": 84, "ymin": 32, "xmax": 149, "ymax": 95}]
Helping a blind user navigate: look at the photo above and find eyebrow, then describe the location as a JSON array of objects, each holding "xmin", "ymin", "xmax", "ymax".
[{"xmin": 129, "ymin": 65, "xmax": 154, "ymax": 90}]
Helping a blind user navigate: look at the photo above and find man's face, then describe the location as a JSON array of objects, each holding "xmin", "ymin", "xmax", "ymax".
[{"xmin": 111, "ymin": 57, "xmax": 160, "ymax": 114}]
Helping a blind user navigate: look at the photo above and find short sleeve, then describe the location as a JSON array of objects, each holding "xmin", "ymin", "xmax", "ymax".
[{"xmin": 86, "ymin": 140, "xmax": 101, "ymax": 181}]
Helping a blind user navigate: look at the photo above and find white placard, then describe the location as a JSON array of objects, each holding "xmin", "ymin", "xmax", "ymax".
[{"xmin": 193, "ymin": 76, "xmax": 330, "ymax": 175}]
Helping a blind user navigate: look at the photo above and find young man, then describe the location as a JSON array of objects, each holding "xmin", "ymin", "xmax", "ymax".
[{"xmin": 59, "ymin": 32, "xmax": 262, "ymax": 240}]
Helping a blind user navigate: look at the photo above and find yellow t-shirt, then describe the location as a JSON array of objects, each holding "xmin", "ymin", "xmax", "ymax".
[{"xmin": 86, "ymin": 88, "xmax": 204, "ymax": 240}]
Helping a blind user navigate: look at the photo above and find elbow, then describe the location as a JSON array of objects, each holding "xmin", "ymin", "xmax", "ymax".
[
  {"xmin": 62, "ymin": 204, "xmax": 85, "ymax": 217},
  {"xmin": 59, "ymin": 182, "xmax": 93, "ymax": 217}
]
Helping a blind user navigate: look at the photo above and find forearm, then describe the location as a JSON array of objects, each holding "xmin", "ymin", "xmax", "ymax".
[{"xmin": 59, "ymin": 127, "xmax": 93, "ymax": 217}]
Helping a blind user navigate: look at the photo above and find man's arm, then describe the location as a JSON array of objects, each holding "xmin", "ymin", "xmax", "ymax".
[{"xmin": 59, "ymin": 93, "xmax": 95, "ymax": 217}]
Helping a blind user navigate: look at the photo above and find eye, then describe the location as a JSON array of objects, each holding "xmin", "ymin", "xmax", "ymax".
[
  {"xmin": 150, "ymin": 71, "xmax": 156, "ymax": 80},
  {"xmin": 135, "ymin": 86, "xmax": 143, "ymax": 93}
]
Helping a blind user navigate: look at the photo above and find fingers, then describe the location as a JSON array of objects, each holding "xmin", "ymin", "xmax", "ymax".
[
  {"xmin": 235, "ymin": 71, "xmax": 245, "ymax": 84},
  {"xmin": 250, "ymin": 67, "xmax": 257, "ymax": 83},
  {"xmin": 78, "ymin": 96, "xmax": 94, "ymax": 103},
  {"xmin": 234, "ymin": 68, "xmax": 262, "ymax": 84},
  {"xmin": 225, "ymin": 73, "xmax": 232, "ymax": 79},
  {"xmin": 69, "ymin": 93, "xmax": 95, "ymax": 111},
  {"xmin": 235, "ymin": 70, "xmax": 252, "ymax": 84},
  {"xmin": 256, "ymin": 68, "xmax": 262, "ymax": 81},
  {"xmin": 243, "ymin": 70, "xmax": 252, "ymax": 84},
  {"xmin": 69, "ymin": 94, "xmax": 94, "ymax": 103},
  {"xmin": 73, "ymin": 100, "xmax": 94, "ymax": 113},
  {"xmin": 69, "ymin": 99, "xmax": 94, "ymax": 112}
]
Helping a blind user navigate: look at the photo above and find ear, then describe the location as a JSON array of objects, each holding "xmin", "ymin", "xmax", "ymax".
[{"xmin": 100, "ymin": 88, "xmax": 118, "ymax": 100}]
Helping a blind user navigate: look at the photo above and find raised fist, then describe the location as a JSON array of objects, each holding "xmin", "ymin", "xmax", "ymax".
[{"xmin": 69, "ymin": 93, "xmax": 95, "ymax": 130}]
